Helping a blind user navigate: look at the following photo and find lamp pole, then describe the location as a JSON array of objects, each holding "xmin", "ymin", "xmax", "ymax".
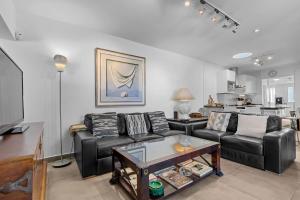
[{"xmin": 52, "ymin": 55, "xmax": 72, "ymax": 168}]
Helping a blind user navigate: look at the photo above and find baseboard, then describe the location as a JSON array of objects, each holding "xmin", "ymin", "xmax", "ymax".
[{"xmin": 45, "ymin": 153, "xmax": 75, "ymax": 163}]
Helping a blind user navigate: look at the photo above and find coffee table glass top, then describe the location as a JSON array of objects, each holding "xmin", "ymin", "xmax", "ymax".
[{"xmin": 116, "ymin": 135, "xmax": 218, "ymax": 164}]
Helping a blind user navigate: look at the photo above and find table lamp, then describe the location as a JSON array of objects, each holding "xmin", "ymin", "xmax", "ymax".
[{"xmin": 174, "ymin": 88, "xmax": 194, "ymax": 119}]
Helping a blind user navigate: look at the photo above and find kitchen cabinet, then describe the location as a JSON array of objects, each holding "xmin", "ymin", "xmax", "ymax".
[
  {"xmin": 237, "ymin": 74, "xmax": 257, "ymax": 94},
  {"xmin": 217, "ymin": 70, "xmax": 236, "ymax": 93}
]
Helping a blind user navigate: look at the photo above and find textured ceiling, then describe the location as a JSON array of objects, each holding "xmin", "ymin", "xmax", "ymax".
[{"xmin": 12, "ymin": 0, "xmax": 300, "ymax": 70}]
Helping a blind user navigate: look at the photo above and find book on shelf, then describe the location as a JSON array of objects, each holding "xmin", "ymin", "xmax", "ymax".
[
  {"xmin": 121, "ymin": 167, "xmax": 158, "ymax": 195},
  {"xmin": 154, "ymin": 165, "xmax": 176, "ymax": 176},
  {"xmin": 159, "ymin": 169, "xmax": 193, "ymax": 189},
  {"xmin": 182, "ymin": 160, "xmax": 213, "ymax": 178}
]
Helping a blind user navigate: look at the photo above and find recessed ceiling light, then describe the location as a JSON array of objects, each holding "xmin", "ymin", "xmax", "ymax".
[
  {"xmin": 232, "ymin": 52, "xmax": 253, "ymax": 59},
  {"xmin": 254, "ymin": 29, "xmax": 260, "ymax": 33},
  {"xmin": 273, "ymin": 78, "xmax": 279, "ymax": 81},
  {"xmin": 199, "ymin": 9, "xmax": 204, "ymax": 15},
  {"xmin": 184, "ymin": 0, "xmax": 191, "ymax": 7},
  {"xmin": 267, "ymin": 56, "xmax": 273, "ymax": 60},
  {"xmin": 255, "ymin": 58, "xmax": 260, "ymax": 62}
]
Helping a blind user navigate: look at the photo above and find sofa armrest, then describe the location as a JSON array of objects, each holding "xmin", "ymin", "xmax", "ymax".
[
  {"xmin": 192, "ymin": 122, "xmax": 207, "ymax": 131},
  {"xmin": 74, "ymin": 131, "xmax": 97, "ymax": 178},
  {"xmin": 263, "ymin": 128, "xmax": 296, "ymax": 174}
]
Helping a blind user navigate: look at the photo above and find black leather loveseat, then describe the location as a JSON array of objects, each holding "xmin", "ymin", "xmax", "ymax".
[
  {"xmin": 74, "ymin": 112, "xmax": 186, "ymax": 178},
  {"xmin": 191, "ymin": 112, "xmax": 296, "ymax": 174}
]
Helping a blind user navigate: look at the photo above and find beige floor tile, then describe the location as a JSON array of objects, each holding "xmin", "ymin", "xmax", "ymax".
[{"xmin": 47, "ymin": 146, "xmax": 300, "ymax": 200}]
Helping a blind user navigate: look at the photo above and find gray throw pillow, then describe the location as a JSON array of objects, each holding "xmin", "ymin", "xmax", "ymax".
[
  {"xmin": 147, "ymin": 111, "xmax": 170, "ymax": 133},
  {"xmin": 207, "ymin": 112, "xmax": 231, "ymax": 132},
  {"xmin": 125, "ymin": 114, "xmax": 148, "ymax": 135},
  {"xmin": 91, "ymin": 113, "xmax": 119, "ymax": 138}
]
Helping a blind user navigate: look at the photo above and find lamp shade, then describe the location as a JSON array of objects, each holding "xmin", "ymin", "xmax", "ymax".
[
  {"xmin": 54, "ymin": 54, "xmax": 68, "ymax": 72},
  {"xmin": 174, "ymin": 88, "xmax": 194, "ymax": 101}
]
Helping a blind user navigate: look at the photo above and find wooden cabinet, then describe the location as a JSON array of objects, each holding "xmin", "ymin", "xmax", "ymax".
[
  {"xmin": 0, "ymin": 122, "xmax": 47, "ymax": 200},
  {"xmin": 217, "ymin": 70, "xmax": 236, "ymax": 93}
]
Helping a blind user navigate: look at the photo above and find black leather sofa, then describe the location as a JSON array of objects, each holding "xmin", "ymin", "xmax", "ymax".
[
  {"xmin": 74, "ymin": 112, "xmax": 186, "ymax": 178},
  {"xmin": 191, "ymin": 112, "xmax": 296, "ymax": 174}
]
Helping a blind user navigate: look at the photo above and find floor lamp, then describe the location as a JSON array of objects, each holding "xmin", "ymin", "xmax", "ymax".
[{"xmin": 52, "ymin": 54, "xmax": 72, "ymax": 168}]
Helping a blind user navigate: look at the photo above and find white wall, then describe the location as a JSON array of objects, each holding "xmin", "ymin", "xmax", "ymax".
[
  {"xmin": 0, "ymin": 12, "xmax": 221, "ymax": 157},
  {"xmin": 0, "ymin": 0, "xmax": 16, "ymax": 39}
]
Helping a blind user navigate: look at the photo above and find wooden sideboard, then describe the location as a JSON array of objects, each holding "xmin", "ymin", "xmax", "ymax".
[{"xmin": 0, "ymin": 122, "xmax": 47, "ymax": 200}]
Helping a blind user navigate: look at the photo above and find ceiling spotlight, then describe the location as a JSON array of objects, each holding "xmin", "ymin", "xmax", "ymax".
[
  {"xmin": 211, "ymin": 15, "xmax": 218, "ymax": 22},
  {"xmin": 267, "ymin": 56, "xmax": 273, "ymax": 60},
  {"xmin": 255, "ymin": 58, "xmax": 260, "ymax": 62},
  {"xmin": 184, "ymin": 0, "xmax": 191, "ymax": 7},
  {"xmin": 199, "ymin": 9, "xmax": 205, "ymax": 15},
  {"xmin": 254, "ymin": 28, "xmax": 260, "ymax": 33},
  {"xmin": 273, "ymin": 78, "xmax": 279, "ymax": 81},
  {"xmin": 232, "ymin": 26, "xmax": 238, "ymax": 34}
]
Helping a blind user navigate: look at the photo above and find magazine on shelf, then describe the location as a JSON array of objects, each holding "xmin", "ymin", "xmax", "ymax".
[{"xmin": 159, "ymin": 169, "xmax": 193, "ymax": 189}]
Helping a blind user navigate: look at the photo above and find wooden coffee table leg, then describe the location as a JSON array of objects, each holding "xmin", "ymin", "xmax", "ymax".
[
  {"xmin": 137, "ymin": 168, "xmax": 149, "ymax": 200},
  {"xmin": 110, "ymin": 151, "xmax": 119, "ymax": 184},
  {"xmin": 212, "ymin": 144, "xmax": 223, "ymax": 177}
]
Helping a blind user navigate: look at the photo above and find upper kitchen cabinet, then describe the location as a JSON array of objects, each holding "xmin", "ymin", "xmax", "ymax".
[
  {"xmin": 217, "ymin": 70, "xmax": 236, "ymax": 93},
  {"xmin": 237, "ymin": 74, "xmax": 257, "ymax": 94}
]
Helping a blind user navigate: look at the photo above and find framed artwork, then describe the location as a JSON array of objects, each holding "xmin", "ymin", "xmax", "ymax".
[{"xmin": 95, "ymin": 48, "xmax": 146, "ymax": 106}]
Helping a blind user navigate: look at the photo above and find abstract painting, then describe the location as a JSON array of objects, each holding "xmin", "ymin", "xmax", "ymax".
[{"xmin": 95, "ymin": 48, "xmax": 145, "ymax": 106}]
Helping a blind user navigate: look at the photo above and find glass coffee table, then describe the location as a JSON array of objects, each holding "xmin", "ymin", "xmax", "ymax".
[{"xmin": 110, "ymin": 135, "xmax": 223, "ymax": 200}]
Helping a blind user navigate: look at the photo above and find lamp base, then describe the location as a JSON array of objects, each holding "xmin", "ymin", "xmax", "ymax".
[
  {"xmin": 52, "ymin": 158, "xmax": 72, "ymax": 168},
  {"xmin": 176, "ymin": 101, "xmax": 191, "ymax": 119}
]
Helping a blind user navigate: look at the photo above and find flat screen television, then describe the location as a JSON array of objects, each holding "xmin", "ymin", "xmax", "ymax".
[{"xmin": 0, "ymin": 48, "xmax": 24, "ymax": 135}]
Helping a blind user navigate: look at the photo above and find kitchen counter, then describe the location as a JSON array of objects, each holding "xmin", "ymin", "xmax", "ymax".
[{"xmin": 260, "ymin": 106, "xmax": 290, "ymax": 110}]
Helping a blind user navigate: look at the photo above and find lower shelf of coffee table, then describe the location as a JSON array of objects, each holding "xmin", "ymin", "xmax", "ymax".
[{"xmin": 118, "ymin": 170, "xmax": 215, "ymax": 200}]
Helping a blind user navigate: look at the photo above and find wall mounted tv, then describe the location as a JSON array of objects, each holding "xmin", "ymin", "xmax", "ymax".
[{"xmin": 0, "ymin": 48, "xmax": 24, "ymax": 135}]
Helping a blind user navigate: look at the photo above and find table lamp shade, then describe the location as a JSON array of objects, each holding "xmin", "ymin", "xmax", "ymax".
[
  {"xmin": 174, "ymin": 88, "xmax": 194, "ymax": 101},
  {"xmin": 54, "ymin": 54, "xmax": 68, "ymax": 72}
]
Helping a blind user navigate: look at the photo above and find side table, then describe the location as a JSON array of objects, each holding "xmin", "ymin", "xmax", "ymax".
[{"xmin": 167, "ymin": 117, "xmax": 208, "ymax": 135}]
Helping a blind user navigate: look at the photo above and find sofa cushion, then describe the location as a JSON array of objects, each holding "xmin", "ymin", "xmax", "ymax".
[
  {"xmin": 125, "ymin": 114, "xmax": 149, "ymax": 135},
  {"xmin": 236, "ymin": 114, "xmax": 268, "ymax": 139},
  {"xmin": 207, "ymin": 112, "xmax": 231, "ymax": 132},
  {"xmin": 96, "ymin": 136, "xmax": 134, "ymax": 158},
  {"xmin": 85, "ymin": 113, "xmax": 119, "ymax": 138},
  {"xmin": 129, "ymin": 133, "xmax": 163, "ymax": 142},
  {"xmin": 192, "ymin": 129, "xmax": 231, "ymax": 142},
  {"xmin": 221, "ymin": 135, "xmax": 263, "ymax": 155},
  {"xmin": 156, "ymin": 130, "xmax": 185, "ymax": 137},
  {"xmin": 118, "ymin": 113, "xmax": 151, "ymax": 136},
  {"xmin": 227, "ymin": 112, "xmax": 238, "ymax": 133},
  {"xmin": 147, "ymin": 111, "xmax": 170, "ymax": 133},
  {"xmin": 266, "ymin": 115, "xmax": 282, "ymax": 132}
]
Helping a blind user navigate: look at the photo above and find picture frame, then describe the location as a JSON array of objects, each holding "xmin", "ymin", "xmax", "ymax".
[{"xmin": 95, "ymin": 48, "xmax": 146, "ymax": 106}]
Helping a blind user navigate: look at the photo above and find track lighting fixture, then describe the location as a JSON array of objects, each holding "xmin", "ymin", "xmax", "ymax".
[
  {"xmin": 185, "ymin": 0, "xmax": 239, "ymax": 33},
  {"xmin": 253, "ymin": 55, "xmax": 274, "ymax": 66}
]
